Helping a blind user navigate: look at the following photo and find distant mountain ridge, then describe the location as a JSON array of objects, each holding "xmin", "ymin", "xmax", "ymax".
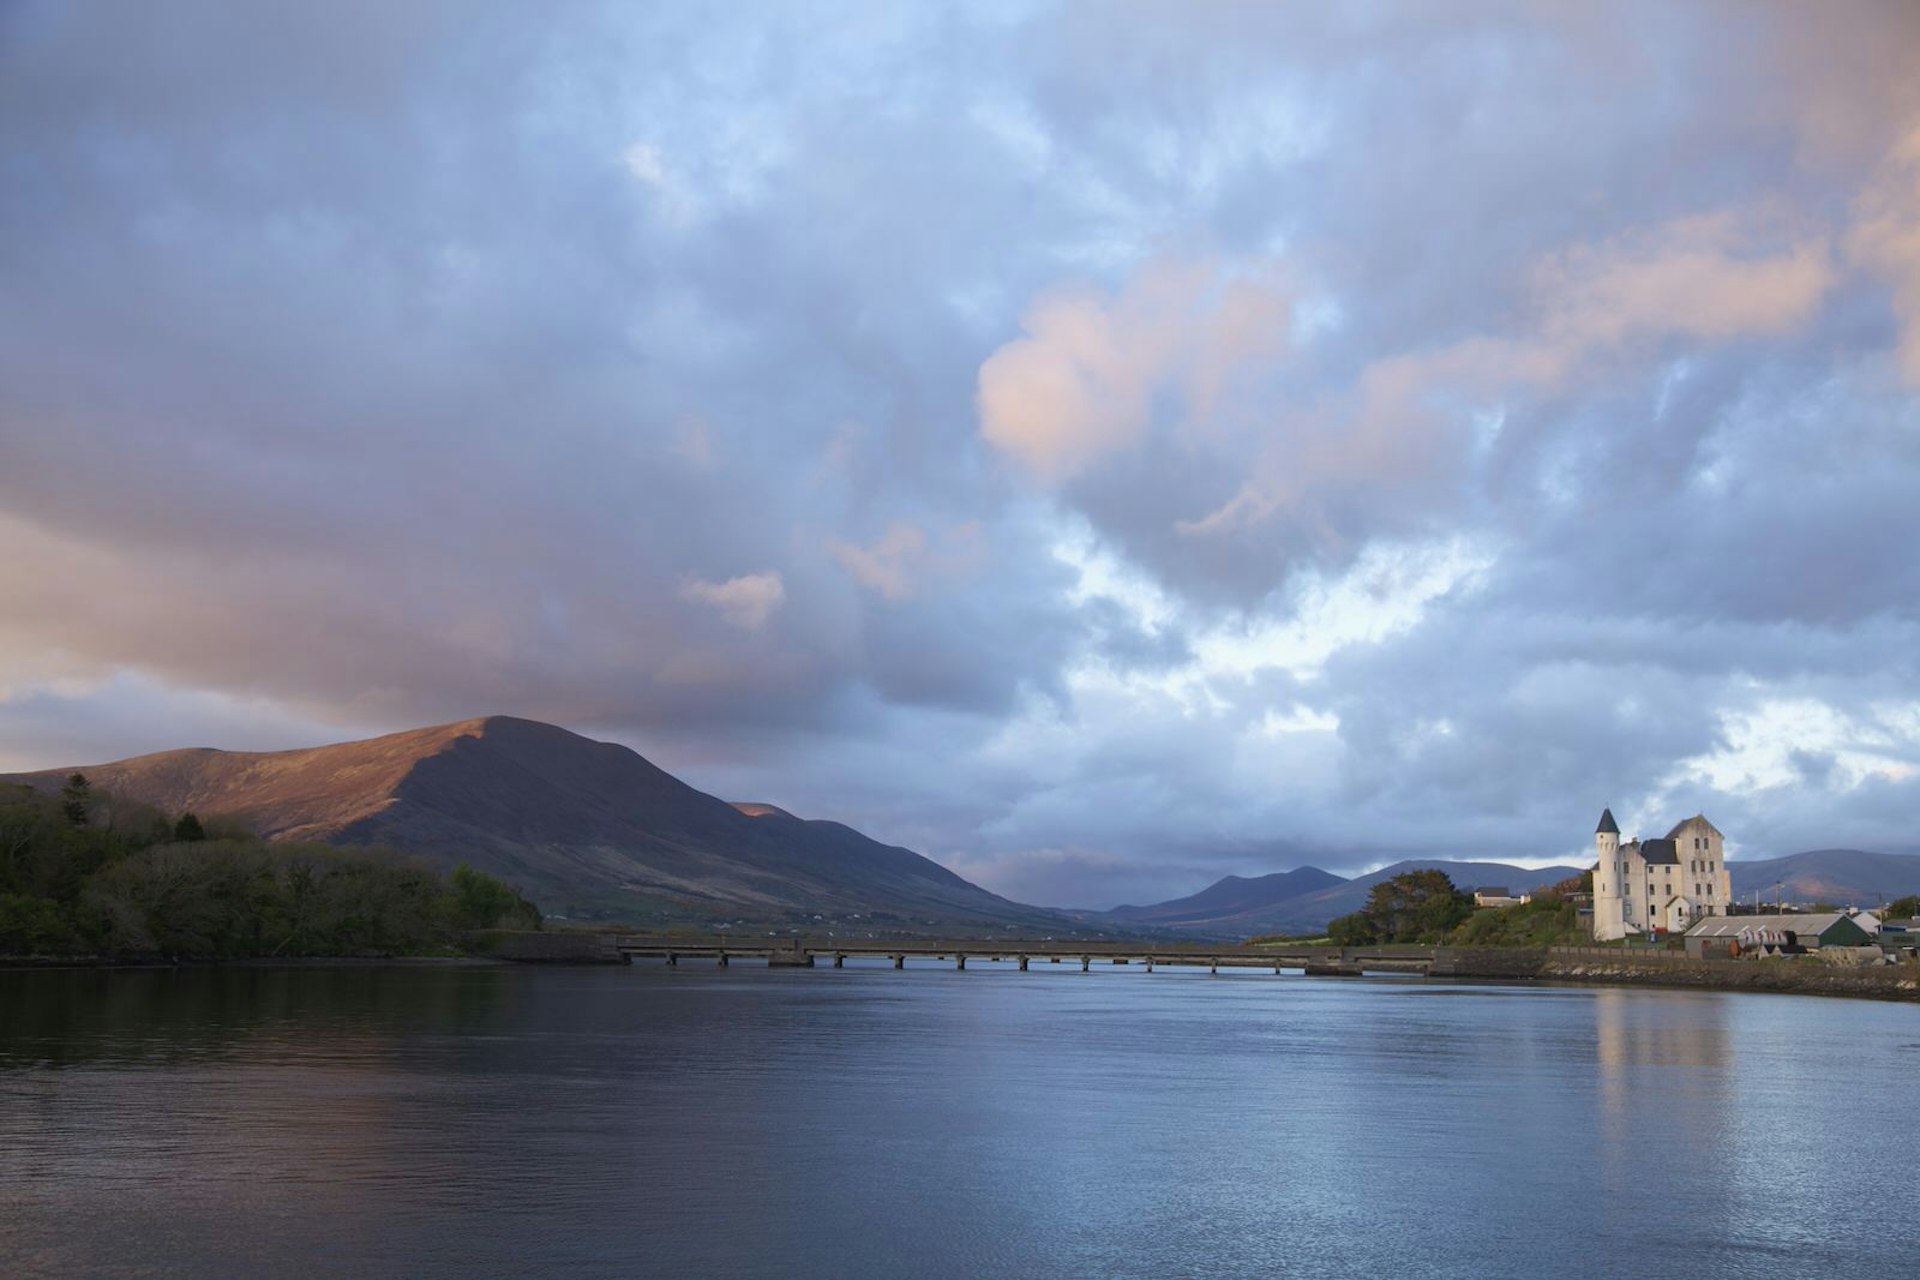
[
  {"xmin": 1727, "ymin": 849, "xmax": 1920, "ymax": 909},
  {"xmin": 1089, "ymin": 860, "xmax": 1584, "ymax": 939},
  {"xmin": 1, "ymin": 716, "xmax": 1075, "ymax": 932},
  {"xmin": 1096, "ymin": 847, "xmax": 1920, "ymax": 938},
  {"xmin": 1106, "ymin": 867, "xmax": 1347, "ymax": 926}
]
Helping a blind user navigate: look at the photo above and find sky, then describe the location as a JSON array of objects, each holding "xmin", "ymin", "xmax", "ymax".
[{"xmin": 4, "ymin": 1, "xmax": 1920, "ymax": 909}]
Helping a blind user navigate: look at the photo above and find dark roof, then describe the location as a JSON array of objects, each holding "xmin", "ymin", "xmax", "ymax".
[
  {"xmin": 1638, "ymin": 838, "xmax": 1679, "ymax": 866},
  {"xmin": 1475, "ymin": 886, "xmax": 1511, "ymax": 897},
  {"xmin": 1596, "ymin": 808, "xmax": 1619, "ymax": 835}
]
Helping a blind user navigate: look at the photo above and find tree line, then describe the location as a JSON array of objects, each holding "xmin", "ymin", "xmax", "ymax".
[
  {"xmin": 1318, "ymin": 868, "xmax": 1591, "ymax": 946},
  {"xmin": 1, "ymin": 774, "xmax": 541, "ymax": 959}
]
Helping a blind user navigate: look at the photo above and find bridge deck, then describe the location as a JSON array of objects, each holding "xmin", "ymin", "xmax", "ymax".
[{"xmin": 606, "ymin": 936, "xmax": 1436, "ymax": 973}]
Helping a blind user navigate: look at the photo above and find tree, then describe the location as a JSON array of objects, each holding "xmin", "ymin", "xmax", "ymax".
[
  {"xmin": 172, "ymin": 813, "xmax": 207, "ymax": 842},
  {"xmin": 1361, "ymin": 869, "xmax": 1474, "ymax": 943},
  {"xmin": 1327, "ymin": 911, "xmax": 1377, "ymax": 946},
  {"xmin": 447, "ymin": 864, "xmax": 540, "ymax": 931},
  {"xmin": 60, "ymin": 773, "xmax": 91, "ymax": 828},
  {"xmin": 1545, "ymin": 870, "xmax": 1592, "ymax": 897},
  {"xmin": 1886, "ymin": 895, "xmax": 1920, "ymax": 920}
]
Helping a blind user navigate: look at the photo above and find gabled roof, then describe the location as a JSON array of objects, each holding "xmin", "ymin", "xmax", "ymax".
[
  {"xmin": 1596, "ymin": 808, "xmax": 1619, "ymax": 835},
  {"xmin": 1764, "ymin": 913, "xmax": 1868, "ymax": 937},
  {"xmin": 1665, "ymin": 814, "xmax": 1723, "ymax": 841},
  {"xmin": 1690, "ymin": 913, "xmax": 1874, "ymax": 941}
]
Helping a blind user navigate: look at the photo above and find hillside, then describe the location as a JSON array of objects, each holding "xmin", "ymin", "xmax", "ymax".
[
  {"xmin": 1728, "ymin": 849, "xmax": 1920, "ymax": 909},
  {"xmin": 1105, "ymin": 867, "xmax": 1346, "ymax": 928},
  {"xmin": 2, "ymin": 716, "xmax": 1076, "ymax": 933}
]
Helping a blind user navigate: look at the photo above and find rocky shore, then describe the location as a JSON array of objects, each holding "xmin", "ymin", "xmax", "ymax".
[{"xmin": 1437, "ymin": 945, "xmax": 1920, "ymax": 1001}]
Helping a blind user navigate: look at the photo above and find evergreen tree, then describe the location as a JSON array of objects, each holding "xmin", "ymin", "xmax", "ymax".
[
  {"xmin": 59, "ymin": 773, "xmax": 91, "ymax": 828},
  {"xmin": 173, "ymin": 812, "xmax": 207, "ymax": 842}
]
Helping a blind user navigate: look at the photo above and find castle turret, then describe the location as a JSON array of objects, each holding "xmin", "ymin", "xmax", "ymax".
[{"xmin": 1593, "ymin": 807, "xmax": 1625, "ymax": 940}]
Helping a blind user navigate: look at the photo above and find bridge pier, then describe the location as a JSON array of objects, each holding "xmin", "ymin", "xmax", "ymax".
[
  {"xmin": 1145, "ymin": 957, "xmax": 1154, "ymax": 972},
  {"xmin": 1081, "ymin": 956, "xmax": 1090, "ymax": 972},
  {"xmin": 666, "ymin": 952, "xmax": 676, "ymax": 966},
  {"xmin": 956, "ymin": 954, "xmax": 966, "ymax": 971},
  {"xmin": 718, "ymin": 952, "xmax": 728, "ymax": 967},
  {"xmin": 1210, "ymin": 959, "xmax": 1218, "ymax": 974},
  {"xmin": 834, "ymin": 953, "xmax": 844, "ymax": 968},
  {"xmin": 892, "ymin": 954, "xmax": 904, "ymax": 969},
  {"xmin": 1018, "ymin": 955, "xmax": 1029, "ymax": 971}
]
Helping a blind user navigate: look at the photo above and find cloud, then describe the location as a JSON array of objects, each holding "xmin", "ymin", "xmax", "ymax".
[
  {"xmin": 830, "ymin": 523, "xmax": 930, "ymax": 600},
  {"xmin": 3, "ymin": 0, "xmax": 1920, "ymax": 912},
  {"xmin": 623, "ymin": 142, "xmax": 667, "ymax": 186},
  {"xmin": 976, "ymin": 260, "xmax": 1292, "ymax": 481},
  {"xmin": 1850, "ymin": 124, "xmax": 1920, "ymax": 383},
  {"xmin": 1536, "ymin": 211, "xmax": 1835, "ymax": 349},
  {"xmin": 1168, "ymin": 210, "xmax": 1836, "ymax": 544},
  {"xmin": 829, "ymin": 520, "xmax": 988, "ymax": 601},
  {"xmin": 680, "ymin": 573, "xmax": 786, "ymax": 630}
]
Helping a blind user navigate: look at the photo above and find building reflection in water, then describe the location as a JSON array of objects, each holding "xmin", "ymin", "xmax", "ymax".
[{"xmin": 1591, "ymin": 986, "xmax": 1738, "ymax": 1236}]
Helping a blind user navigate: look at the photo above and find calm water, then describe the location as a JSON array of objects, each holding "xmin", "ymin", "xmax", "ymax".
[{"xmin": 1, "ymin": 960, "xmax": 1915, "ymax": 1278}]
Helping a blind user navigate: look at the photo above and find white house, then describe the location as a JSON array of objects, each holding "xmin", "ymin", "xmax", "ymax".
[{"xmin": 1591, "ymin": 809, "xmax": 1733, "ymax": 942}]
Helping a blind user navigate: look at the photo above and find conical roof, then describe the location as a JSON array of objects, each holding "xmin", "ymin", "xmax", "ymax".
[{"xmin": 1596, "ymin": 807, "xmax": 1620, "ymax": 835}]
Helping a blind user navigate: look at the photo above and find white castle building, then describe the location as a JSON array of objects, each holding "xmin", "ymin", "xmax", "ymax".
[{"xmin": 1591, "ymin": 808, "xmax": 1733, "ymax": 941}]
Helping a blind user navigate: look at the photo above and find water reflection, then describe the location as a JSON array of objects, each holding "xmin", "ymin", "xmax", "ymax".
[
  {"xmin": 0, "ymin": 964, "xmax": 519, "ymax": 1069},
  {"xmin": 1590, "ymin": 987, "xmax": 1743, "ymax": 1253},
  {"xmin": 1, "ymin": 968, "xmax": 1912, "ymax": 1280}
]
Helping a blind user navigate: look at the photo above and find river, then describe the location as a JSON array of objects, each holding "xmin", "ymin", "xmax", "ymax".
[{"xmin": 1, "ymin": 961, "xmax": 1912, "ymax": 1278}]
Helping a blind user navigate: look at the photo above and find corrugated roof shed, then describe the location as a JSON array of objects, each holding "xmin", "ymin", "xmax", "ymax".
[{"xmin": 1687, "ymin": 913, "xmax": 1875, "ymax": 945}]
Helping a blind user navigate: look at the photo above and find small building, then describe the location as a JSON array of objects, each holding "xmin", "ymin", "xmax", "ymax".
[
  {"xmin": 1879, "ymin": 918, "xmax": 1920, "ymax": 958},
  {"xmin": 1684, "ymin": 911, "xmax": 1876, "ymax": 957},
  {"xmin": 1473, "ymin": 886, "xmax": 1531, "ymax": 908}
]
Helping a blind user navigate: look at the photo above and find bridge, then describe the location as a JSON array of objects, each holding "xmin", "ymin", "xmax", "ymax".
[{"xmin": 608, "ymin": 936, "xmax": 1442, "ymax": 976}]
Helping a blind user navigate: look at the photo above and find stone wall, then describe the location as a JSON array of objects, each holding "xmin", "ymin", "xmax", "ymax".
[
  {"xmin": 1537, "ymin": 948, "xmax": 1920, "ymax": 1000},
  {"xmin": 483, "ymin": 931, "xmax": 630, "ymax": 964},
  {"xmin": 1434, "ymin": 945, "xmax": 1920, "ymax": 999}
]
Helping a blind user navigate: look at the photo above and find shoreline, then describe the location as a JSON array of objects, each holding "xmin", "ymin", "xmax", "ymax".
[
  {"xmin": 0, "ymin": 954, "xmax": 512, "ymax": 972},
  {"xmin": 1428, "ymin": 944, "xmax": 1920, "ymax": 1002},
  {"xmin": 7, "ymin": 942, "xmax": 1919, "ymax": 1002}
]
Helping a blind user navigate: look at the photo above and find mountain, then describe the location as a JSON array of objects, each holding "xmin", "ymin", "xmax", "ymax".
[
  {"xmin": 1094, "ymin": 860, "xmax": 1584, "ymax": 939},
  {"xmin": 2, "ymin": 716, "xmax": 1076, "ymax": 932},
  {"xmin": 1727, "ymin": 849, "xmax": 1920, "ymax": 909},
  {"xmin": 1105, "ymin": 867, "xmax": 1347, "ymax": 928}
]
